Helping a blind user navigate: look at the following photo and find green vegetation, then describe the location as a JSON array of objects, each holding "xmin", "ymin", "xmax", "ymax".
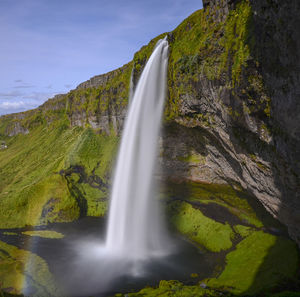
[
  {"xmin": 163, "ymin": 0, "xmax": 257, "ymax": 121},
  {"xmin": 0, "ymin": 241, "xmax": 59, "ymax": 297},
  {"xmin": 165, "ymin": 181, "xmax": 264, "ymax": 228},
  {"xmin": 122, "ymin": 280, "xmax": 229, "ymax": 297},
  {"xmin": 220, "ymin": 0, "xmax": 253, "ymax": 85},
  {"xmin": 0, "ymin": 2, "xmax": 298, "ymax": 297},
  {"xmin": 22, "ymin": 230, "xmax": 64, "ymax": 239},
  {"xmin": 208, "ymin": 231, "xmax": 299, "ymax": 295},
  {"xmin": 116, "ymin": 229, "xmax": 298, "ymax": 297},
  {"xmin": 0, "ymin": 123, "xmax": 81, "ymax": 228},
  {"xmin": 3, "ymin": 232, "xmax": 18, "ymax": 236},
  {"xmin": 177, "ymin": 153, "xmax": 206, "ymax": 164},
  {"xmin": 64, "ymin": 63, "xmax": 132, "ymax": 121},
  {"xmin": 168, "ymin": 200, "xmax": 233, "ymax": 252},
  {"xmin": 124, "ymin": 181, "xmax": 299, "ymax": 296},
  {"xmin": 0, "ymin": 122, "xmax": 118, "ymax": 228}
]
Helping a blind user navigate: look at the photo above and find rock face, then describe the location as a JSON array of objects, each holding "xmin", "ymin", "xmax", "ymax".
[
  {"xmin": 0, "ymin": 0, "xmax": 299, "ymax": 246},
  {"xmin": 76, "ymin": 63, "xmax": 131, "ymax": 90},
  {"xmin": 160, "ymin": 0, "xmax": 300, "ymax": 245},
  {"xmin": 202, "ymin": 0, "xmax": 241, "ymax": 21},
  {"xmin": 7, "ymin": 122, "xmax": 29, "ymax": 136},
  {"xmin": 250, "ymin": 0, "xmax": 300, "ymax": 245}
]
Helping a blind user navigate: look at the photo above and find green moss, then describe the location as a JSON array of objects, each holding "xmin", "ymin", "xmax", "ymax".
[
  {"xmin": 233, "ymin": 224, "xmax": 253, "ymax": 238},
  {"xmin": 207, "ymin": 231, "xmax": 299, "ymax": 295},
  {"xmin": 0, "ymin": 122, "xmax": 118, "ymax": 228},
  {"xmin": 165, "ymin": 181, "xmax": 263, "ymax": 228},
  {"xmin": 125, "ymin": 280, "xmax": 225, "ymax": 297},
  {"xmin": 221, "ymin": 1, "xmax": 253, "ymax": 85},
  {"xmin": 22, "ymin": 230, "xmax": 64, "ymax": 239},
  {"xmin": 168, "ymin": 200, "xmax": 233, "ymax": 252},
  {"xmin": 3, "ymin": 232, "xmax": 18, "ymax": 236},
  {"xmin": 0, "ymin": 117, "xmax": 13, "ymax": 137},
  {"xmin": 177, "ymin": 153, "xmax": 206, "ymax": 164},
  {"xmin": 165, "ymin": 8, "xmax": 221, "ymax": 121},
  {"xmin": 66, "ymin": 127, "xmax": 119, "ymax": 177},
  {"xmin": 133, "ymin": 33, "xmax": 167, "ymax": 70},
  {"xmin": 0, "ymin": 241, "xmax": 60, "ymax": 296}
]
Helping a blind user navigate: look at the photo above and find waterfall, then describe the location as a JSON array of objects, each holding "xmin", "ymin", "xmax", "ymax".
[
  {"xmin": 128, "ymin": 68, "xmax": 134, "ymax": 104},
  {"xmin": 105, "ymin": 37, "xmax": 169, "ymax": 261}
]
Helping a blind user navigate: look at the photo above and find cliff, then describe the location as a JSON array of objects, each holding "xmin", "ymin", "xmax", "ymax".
[
  {"xmin": 0, "ymin": 0, "xmax": 299, "ymax": 248},
  {"xmin": 162, "ymin": 0, "xmax": 300, "ymax": 246}
]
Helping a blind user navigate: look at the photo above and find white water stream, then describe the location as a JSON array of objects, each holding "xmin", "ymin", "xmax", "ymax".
[{"xmin": 105, "ymin": 37, "xmax": 169, "ymax": 261}]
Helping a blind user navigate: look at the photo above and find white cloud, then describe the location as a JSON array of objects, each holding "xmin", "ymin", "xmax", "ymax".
[
  {"xmin": 0, "ymin": 0, "xmax": 202, "ymax": 116},
  {"xmin": 0, "ymin": 100, "xmax": 36, "ymax": 115},
  {"xmin": 0, "ymin": 100, "xmax": 27, "ymax": 109},
  {"xmin": 0, "ymin": 91, "xmax": 61, "ymax": 115}
]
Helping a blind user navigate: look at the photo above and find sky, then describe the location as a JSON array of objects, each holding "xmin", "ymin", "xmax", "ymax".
[{"xmin": 0, "ymin": 0, "xmax": 203, "ymax": 116}]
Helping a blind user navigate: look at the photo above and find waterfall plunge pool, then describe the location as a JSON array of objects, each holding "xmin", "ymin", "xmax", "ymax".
[{"xmin": 0, "ymin": 216, "xmax": 222, "ymax": 297}]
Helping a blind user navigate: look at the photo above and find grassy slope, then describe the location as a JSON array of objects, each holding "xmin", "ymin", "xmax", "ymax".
[
  {"xmin": 0, "ymin": 0, "xmax": 262, "ymax": 228},
  {"xmin": 0, "ymin": 122, "xmax": 118, "ymax": 228},
  {"xmin": 0, "ymin": 1, "xmax": 299, "ymax": 296}
]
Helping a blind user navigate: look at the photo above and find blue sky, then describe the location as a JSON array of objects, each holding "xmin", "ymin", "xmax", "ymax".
[{"xmin": 0, "ymin": 0, "xmax": 203, "ymax": 116}]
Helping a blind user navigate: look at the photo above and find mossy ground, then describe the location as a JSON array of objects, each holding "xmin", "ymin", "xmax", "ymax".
[
  {"xmin": 168, "ymin": 200, "xmax": 234, "ymax": 252},
  {"xmin": 207, "ymin": 230, "xmax": 299, "ymax": 295},
  {"xmin": 0, "ymin": 241, "xmax": 59, "ymax": 297},
  {"xmin": 0, "ymin": 0, "xmax": 271, "ymax": 231},
  {"xmin": 21, "ymin": 230, "xmax": 64, "ymax": 239},
  {"xmin": 0, "ymin": 1, "xmax": 299, "ymax": 296},
  {"xmin": 125, "ymin": 181, "xmax": 300, "ymax": 297},
  {"xmin": 0, "ymin": 122, "xmax": 118, "ymax": 229}
]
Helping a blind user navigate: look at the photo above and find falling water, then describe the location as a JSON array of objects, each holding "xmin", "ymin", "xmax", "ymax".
[
  {"xmin": 28, "ymin": 37, "xmax": 213, "ymax": 297},
  {"xmin": 105, "ymin": 37, "xmax": 169, "ymax": 261}
]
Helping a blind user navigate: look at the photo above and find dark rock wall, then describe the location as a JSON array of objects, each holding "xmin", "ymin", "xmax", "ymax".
[
  {"xmin": 250, "ymin": 0, "xmax": 300, "ymax": 243},
  {"xmin": 161, "ymin": 0, "xmax": 300, "ymax": 245}
]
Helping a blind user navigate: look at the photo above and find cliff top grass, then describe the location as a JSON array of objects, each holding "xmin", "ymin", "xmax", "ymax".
[{"xmin": 0, "ymin": 0, "xmax": 256, "ymax": 131}]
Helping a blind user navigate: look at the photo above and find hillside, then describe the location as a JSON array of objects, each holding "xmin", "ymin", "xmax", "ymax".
[
  {"xmin": 0, "ymin": 0, "xmax": 300, "ymax": 295},
  {"xmin": 1, "ymin": 0, "xmax": 299, "ymax": 245}
]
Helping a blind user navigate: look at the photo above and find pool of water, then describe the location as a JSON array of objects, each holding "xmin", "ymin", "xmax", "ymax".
[{"xmin": 0, "ymin": 217, "xmax": 222, "ymax": 297}]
